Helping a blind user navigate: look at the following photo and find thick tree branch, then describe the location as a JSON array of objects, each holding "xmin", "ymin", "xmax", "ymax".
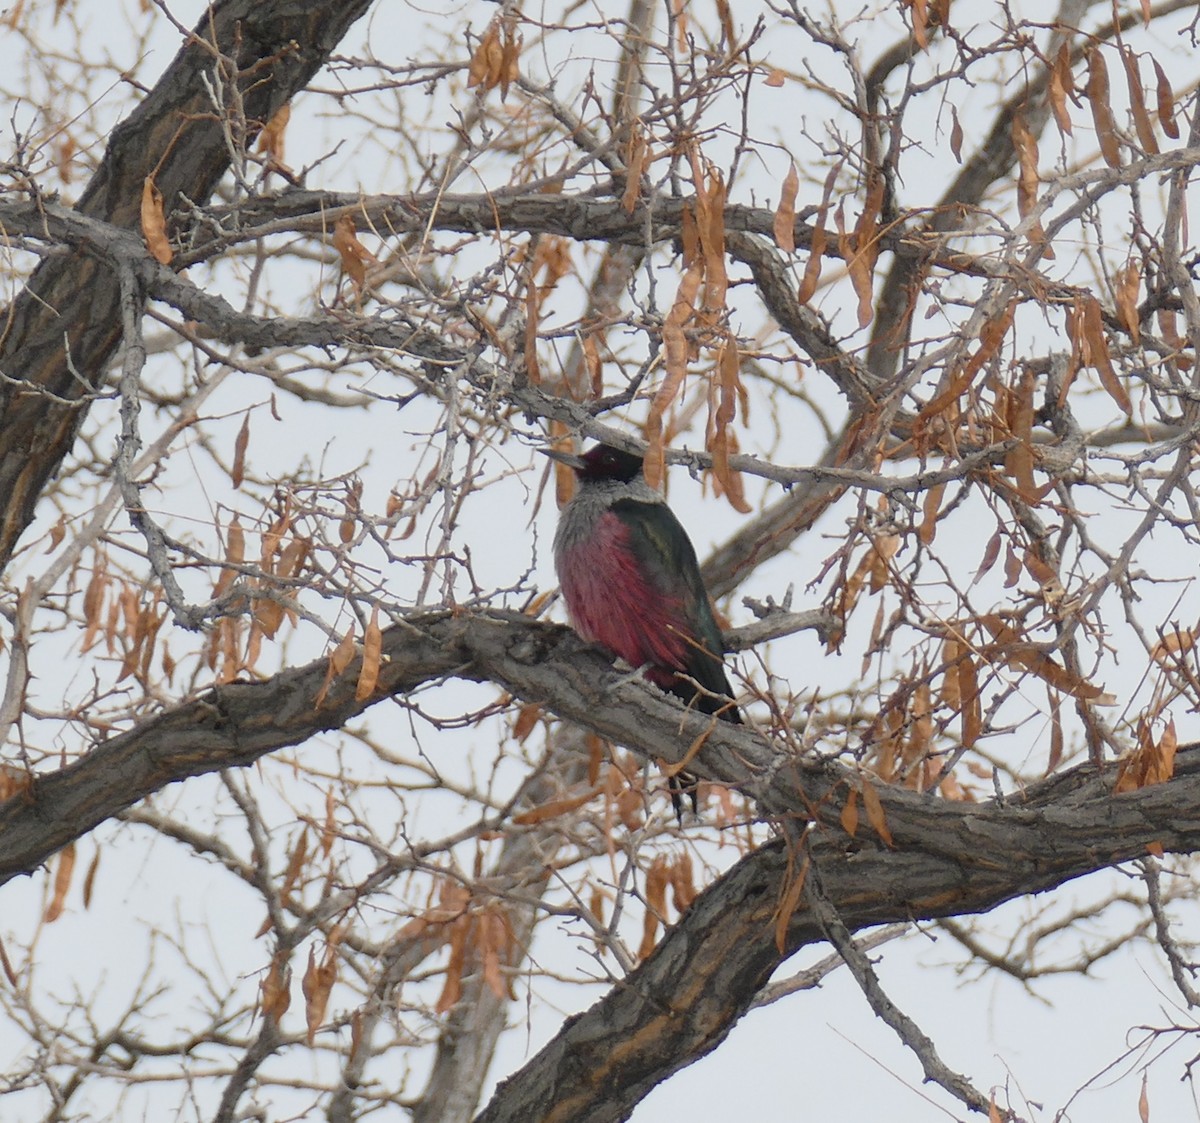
[
  {"xmin": 0, "ymin": 608, "xmax": 1193, "ymax": 1119},
  {"xmin": 475, "ymin": 733, "xmax": 1200, "ymax": 1123},
  {"xmin": 0, "ymin": 607, "xmax": 1186, "ymax": 886}
]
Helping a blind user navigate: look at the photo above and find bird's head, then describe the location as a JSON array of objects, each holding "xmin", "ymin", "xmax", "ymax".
[{"xmin": 541, "ymin": 443, "xmax": 645, "ymax": 484}]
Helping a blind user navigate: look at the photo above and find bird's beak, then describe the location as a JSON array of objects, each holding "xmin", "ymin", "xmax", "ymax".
[{"xmin": 539, "ymin": 447, "xmax": 585, "ymax": 471}]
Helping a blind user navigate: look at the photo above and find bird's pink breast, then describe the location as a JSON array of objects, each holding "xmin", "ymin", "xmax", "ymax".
[{"xmin": 558, "ymin": 510, "xmax": 691, "ymax": 676}]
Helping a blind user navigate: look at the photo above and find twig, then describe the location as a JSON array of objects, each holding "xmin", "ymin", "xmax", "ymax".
[
  {"xmin": 1140, "ymin": 857, "xmax": 1200, "ymax": 1008},
  {"xmin": 751, "ymin": 922, "xmax": 911, "ymax": 1008},
  {"xmin": 804, "ymin": 847, "xmax": 1004, "ymax": 1119},
  {"xmin": 114, "ymin": 264, "xmax": 206, "ymax": 630}
]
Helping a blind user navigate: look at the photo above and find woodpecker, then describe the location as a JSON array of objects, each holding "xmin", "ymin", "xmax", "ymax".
[{"xmin": 543, "ymin": 442, "xmax": 740, "ymax": 818}]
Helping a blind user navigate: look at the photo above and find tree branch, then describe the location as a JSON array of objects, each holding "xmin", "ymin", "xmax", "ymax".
[{"xmin": 0, "ymin": 608, "xmax": 1195, "ymax": 1119}]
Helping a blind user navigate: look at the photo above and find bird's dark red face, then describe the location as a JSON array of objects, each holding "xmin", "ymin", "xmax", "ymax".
[{"xmin": 576, "ymin": 444, "xmax": 645, "ymax": 483}]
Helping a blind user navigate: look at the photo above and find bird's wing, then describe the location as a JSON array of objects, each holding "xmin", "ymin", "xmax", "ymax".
[{"xmin": 609, "ymin": 497, "xmax": 733, "ymax": 705}]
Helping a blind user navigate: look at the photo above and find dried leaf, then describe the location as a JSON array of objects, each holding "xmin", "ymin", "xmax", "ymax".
[
  {"xmin": 799, "ymin": 163, "xmax": 838, "ymax": 304},
  {"xmin": 980, "ymin": 614, "xmax": 1111, "ymax": 702},
  {"xmin": 908, "ymin": 0, "xmax": 929, "ymax": 48},
  {"xmin": 906, "ymin": 683, "xmax": 934, "ymax": 785},
  {"xmin": 355, "ymin": 606, "xmax": 382, "ymax": 701},
  {"xmin": 869, "ymin": 533, "xmax": 901, "ymax": 593},
  {"xmin": 512, "ymin": 789, "xmax": 597, "ymax": 825},
  {"xmin": 276, "ymin": 537, "xmax": 309, "ymax": 581},
  {"xmin": 549, "ymin": 431, "xmax": 577, "ymax": 507},
  {"xmin": 1086, "ymin": 49, "xmax": 1122, "ymax": 169},
  {"xmin": 863, "ymin": 598, "xmax": 885, "ymax": 679},
  {"xmin": 1115, "ymin": 259, "xmax": 1142, "ymax": 344},
  {"xmin": 622, "ymin": 123, "xmax": 646, "ymax": 214},
  {"xmin": 1049, "ymin": 43, "xmax": 1074, "ymax": 137},
  {"xmin": 498, "ymin": 19, "xmax": 521, "ymax": 100},
  {"xmin": 708, "ymin": 337, "xmax": 752, "ymax": 513},
  {"xmin": 580, "ymin": 333, "xmax": 603, "ymax": 397},
  {"xmin": 330, "ymin": 625, "xmax": 357, "ymax": 678},
  {"xmin": 696, "ymin": 161, "xmax": 728, "ymax": 320},
  {"xmin": 918, "ymin": 299, "xmax": 1016, "ymax": 423},
  {"xmin": 1151, "ymin": 627, "xmax": 1195, "ymax": 665},
  {"xmin": 1158, "ymin": 718, "xmax": 1178, "ymax": 783},
  {"xmin": 511, "ymin": 701, "xmax": 542, "ymax": 744},
  {"xmin": 231, "ymin": 413, "xmax": 250, "ymax": 488},
  {"xmin": 837, "ymin": 549, "xmax": 873, "ymax": 626},
  {"xmin": 254, "ymin": 597, "xmax": 285, "ymax": 640},
  {"xmin": 81, "ymin": 844, "xmax": 100, "ymax": 907},
  {"xmin": 773, "ymin": 162, "xmax": 799, "ymax": 252},
  {"xmin": 973, "ymin": 530, "xmax": 1002, "ymax": 584},
  {"xmin": 256, "ymin": 102, "xmax": 291, "ymax": 168},
  {"xmin": 467, "ymin": 20, "xmax": 501, "ymax": 89},
  {"xmin": 669, "ymin": 853, "xmax": 697, "ymax": 912},
  {"xmin": 840, "ymin": 787, "xmax": 860, "ymax": 837},
  {"xmin": 321, "ymin": 788, "xmax": 337, "ymax": 858},
  {"xmin": 260, "ymin": 949, "xmax": 292, "ymax": 1022},
  {"xmin": 1157, "ymin": 309, "xmax": 1191, "ymax": 369},
  {"xmin": 280, "ymin": 827, "xmax": 309, "ymax": 903},
  {"xmin": 213, "ymin": 515, "xmax": 245, "ymax": 598},
  {"xmin": 614, "ymin": 780, "xmax": 644, "ymax": 832},
  {"xmin": 957, "ymin": 649, "xmax": 981, "ymax": 748},
  {"xmin": 1003, "ymin": 542, "xmax": 1022, "ymax": 587},
  {"xmin": 773, "ymin": 850, "xmax": 809, "ymax": 953},
  {"xmin": 480, "ymin": 908, "xmax": 513, "ymax": 999},
  {"xmin": 1151, "ymin": 57, "xmax": 1179, "ymax": 139},
  {"xmin": 333, "ymin": 214, "xmax": 377, "ymax": 293},
  {"xmin": 302, "ymin": 928, "xmax": 344, "ymax": 1046},
  {"xmin": 639, "ymin": 858, "xmax": 670, "ymax": 959},
  {"xmin": 1120, "ymin": 47, "xmax": 1159, "ymax": 155},
  {"xmin": 1012, "ymin": 111, "xmax": 1051, "ymax": 255},
  {"xmin": 81, "ymin": 559, "xmax": 109, "ymax": 652},
  {"xmin": 1116, "ymin": 717, "xmax": 1177, "ymax": 794},
  {"xmin": 860, "ymin": 778, "xmax": 894, "ymax": 847},
  {"xmin": 1004, "ymin": 366, "xmax": 1037, "ymax": 500},
  {"xmin": 1079, "ymin": 294, "xmax": 1131, "ymax": 413},
  {"xmin": 45, "ymin": 514, "xmax": 66, "ymax": 553},
  {"xmin": 44, "ymin": 842, "xmax": 75, "ymax": 922},
  {"xmin": 919, "ymin": 481, "xmax": 944, "ymax": 545},
  {"xmin": 1011, "ymin": 114, "xmax": 1038, "ymax": 211},
  {"xmin": 140, "ymin": 176, "xmax": 173, "ymax": 264},
  {"xmin": 647, "ymin": 255, "xmax": 703, "ymax": 487},
  {"xmin": 763, "ymin": 67, "xmax": 786, "ymax": 87},
  {"xmin": 260, "ymin": 509, "xmax": 291, "ymax": 572},
  {"xmin": 949, "ymin": 104, "xmax": 964, "ymax": 161},
  {"xmin": 846, "ymin": 172, "xmax": 883, "ymax": 329},
  {"xmin": 941, "ymin": 637, "xmax": 963, "ymax": 708},
  {"xmin": 523, "ymin": 282, "xmax": 542, "ymax": 385}
]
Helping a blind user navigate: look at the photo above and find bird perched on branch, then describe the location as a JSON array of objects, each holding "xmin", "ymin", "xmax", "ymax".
[{"xmin": 542, "ymin": 442, "xmax": 741, "ymax": 819}]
